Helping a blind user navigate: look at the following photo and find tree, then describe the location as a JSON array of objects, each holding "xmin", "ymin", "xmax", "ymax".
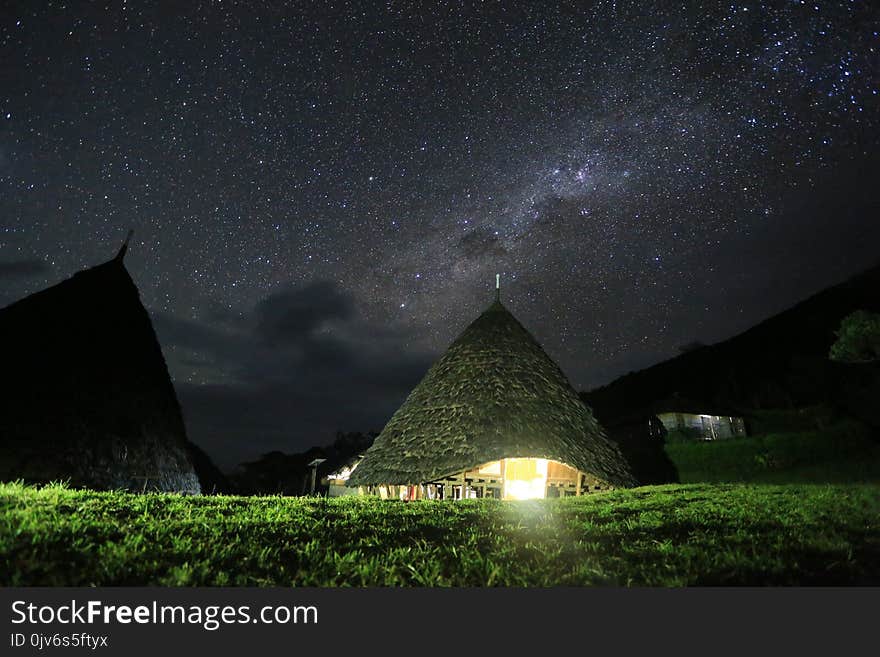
[{"xmin": 829, "ymin": 310, "xmax": 880, "ymax": 363}]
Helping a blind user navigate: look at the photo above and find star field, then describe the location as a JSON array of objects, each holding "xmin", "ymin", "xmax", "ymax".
[{"xmin": 1, "ymin": 2, "xmax": 878, "ymax": 465}]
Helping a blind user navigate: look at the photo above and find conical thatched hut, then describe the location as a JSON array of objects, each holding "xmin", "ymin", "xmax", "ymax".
[
  {"xmin": 347, "ymin": 285, "xmax": 637, "ymax": 499},
  {"xmin": 0, "ymin": 239, "xmax": 201, "ymax": 493}
]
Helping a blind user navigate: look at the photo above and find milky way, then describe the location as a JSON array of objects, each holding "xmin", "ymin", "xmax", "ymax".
[{"xmin": 1, "ymin": 2, "xmax": 878, "ymax": 466}]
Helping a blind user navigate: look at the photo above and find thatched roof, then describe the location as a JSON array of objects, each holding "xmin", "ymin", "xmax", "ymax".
[
  {"xmin": 348, "ymin": 296, "xmax": 637, "ymax": 487},
  {"xmin": 0, "ymin": 247, "xmax": 201, "ymax": 493}
]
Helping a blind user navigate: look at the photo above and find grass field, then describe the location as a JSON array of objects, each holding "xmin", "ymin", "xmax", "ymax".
[
  {"xmin": 667, "ymin": 420, "xmax": 880, "ymax": 484},
  {"xmin": 2, "ymin": 481, "xmax": 878, "ymax": 586},
  {"xmin": 3, "ymin": 420, "xmax": 879, "ymax": 586}
]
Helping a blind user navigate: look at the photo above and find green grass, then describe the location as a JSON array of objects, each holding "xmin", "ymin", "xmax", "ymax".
[
  {"xmin": 4, "ymin": 422, "xmax": 878, "ymax": 586},
  {"xmin": 666, "ymin": 421, "xmax": 880, "ymax": 484},
  {"xmin": 2, "ymin": 481, "xmax": 878, "ymax": 586},
  {"xmin": 745, "ymin": 405, "xmax": 837, "ymax": 435}
]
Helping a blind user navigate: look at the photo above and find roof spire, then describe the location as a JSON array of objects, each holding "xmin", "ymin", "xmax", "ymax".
[
  {"xmin": 495, "ymin": 273, "xmax": 501, "ymax": 303},
  {"xmin": 115, "ymin": 229, "xmax": 134, "ymax": 261}
]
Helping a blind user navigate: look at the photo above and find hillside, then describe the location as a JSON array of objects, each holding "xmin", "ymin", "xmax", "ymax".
[
  {"xmin": 230, "ymin": 431, "xmax": 376, "ymax": 495},
  {"xmin": 583, "ymin": 261, "xmax": 880, "ymax": 429}
]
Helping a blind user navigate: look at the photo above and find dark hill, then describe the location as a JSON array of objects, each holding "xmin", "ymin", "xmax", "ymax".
[
  {"xmin": 231, "ymin": 431, "xmax": 376, "ymax": 495},
  {"xmin": 583, "ymin": 261, "xmax": 880, "ymax": 431},
  {"xmin": 0, "ymin": 250, "xmax": 201, "ymax": 493}
]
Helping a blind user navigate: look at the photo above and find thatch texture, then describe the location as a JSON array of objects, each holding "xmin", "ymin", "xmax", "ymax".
[
  {"xmin": 348, "ymin": 298, "xmax": 637, "ymax": 487},
  {"xmin": 0, "ymin": 255, "xmax": 201, "ymax": 493}
]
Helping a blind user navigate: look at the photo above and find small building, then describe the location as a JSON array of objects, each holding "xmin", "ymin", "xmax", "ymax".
[
  {"xmin": 656, "ymin": 412, "xmax": 746, "ymax": 441},
  {"xmin": 325, "ymin": 458, "xmax": 363, "ymax": 497},
  {"xmin": 646, "ymin": 394, "xmax": 747, "ymax": 441},
  {"xmin": 346, "ymin": 282, "xmax": 637, "ymax": 499}
]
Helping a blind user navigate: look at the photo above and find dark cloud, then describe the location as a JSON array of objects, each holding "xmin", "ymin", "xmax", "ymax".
[
  {"xmin": 154, "ymin": 313, "xmax": 243, "ymax": 357},
  {"xmin": 154, "ymin": 280, "xmax": 434, "ymax": 469},
  {"xmin": 0, "ymin": 259, "xmax": 51, "ymax": 279},
  {"xmin": 255, "ymin": 281, "xmax": 354, "ymax": 346},
  {"xmin": 201, "ymin": 304, "xmax": 249, "ymax": 330},
  {"xmin": 457, "ymin": 228, "xmax": 509, "ymax": 260}
]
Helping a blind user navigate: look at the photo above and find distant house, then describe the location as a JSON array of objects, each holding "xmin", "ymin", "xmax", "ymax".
[
  {"xmin": 324, "ymin": 457, "xmax": 364, "ymax": 497},
  {"xmin": 645, "ymin": 393, "xmax": 747, "ymax": 441},
  {"xmin": 656, "ymin": 412, "xmax": 746, "ymax": 441}
]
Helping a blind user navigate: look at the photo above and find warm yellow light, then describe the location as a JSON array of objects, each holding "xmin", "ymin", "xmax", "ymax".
[
  {"xmin": 502, "ymin": 458, "xmax": 548, "ymax": 500},
  {"xmin": 478, "ymin": 460, "xmax": 502, "ymax": 476}
]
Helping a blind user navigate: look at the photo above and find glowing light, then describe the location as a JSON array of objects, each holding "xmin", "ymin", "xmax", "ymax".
[
  {"xmin": 502, "ymin": 458, "xmax": 549, "ymax": 500},
  {"xmin": 478, "ymin": 461, "xmax": 502, "ymax": 476},
  {"xmin": 327, "ymin": 460, "xmax": 360, "ymax": 482}
]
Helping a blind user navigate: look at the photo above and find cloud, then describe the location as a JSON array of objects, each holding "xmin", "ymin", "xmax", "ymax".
[
  {"xmin": 457, "ymin": 227, "xmax": 509, "ymax": 259},
  {"xmin": 154, "ymin": 313, "xmax": 243, "ymax": 356},
  {"xmin": 154, "ymin": 280, "xmax": 435, "ymax": 468},
  {"xmin": 255, "ymin": 280, "xmax": 354, "ymax": 345},
  {"xmin": 0, "ymin": 258, "xmax": 51, "ymax": 279}
]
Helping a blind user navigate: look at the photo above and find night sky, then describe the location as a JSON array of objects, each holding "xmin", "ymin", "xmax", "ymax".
[{"xmin": 1, "ymin": 2, "xmax": 878, "ymax": 468}]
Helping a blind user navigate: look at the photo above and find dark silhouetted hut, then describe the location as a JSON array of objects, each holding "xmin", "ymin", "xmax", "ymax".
[
  {"xmin": 0, "ymin": 239, "xmax": 200, "ymax": 493},
  {"xmin": 346, "ymin": 284, "xmax": 637, "ymax": 499}
]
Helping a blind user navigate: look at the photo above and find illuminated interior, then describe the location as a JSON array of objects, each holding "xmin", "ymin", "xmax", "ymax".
[
  {"xmin": 502, "ymin": 458, "xmax": 549, "ymax": 500},
  {"xmin": 477, "ymin": 461, "xmax": 502, "ymax": 476},
  {"xmin": 352, "ymin": 457, "xmax": 592, "ymax": 500}
]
